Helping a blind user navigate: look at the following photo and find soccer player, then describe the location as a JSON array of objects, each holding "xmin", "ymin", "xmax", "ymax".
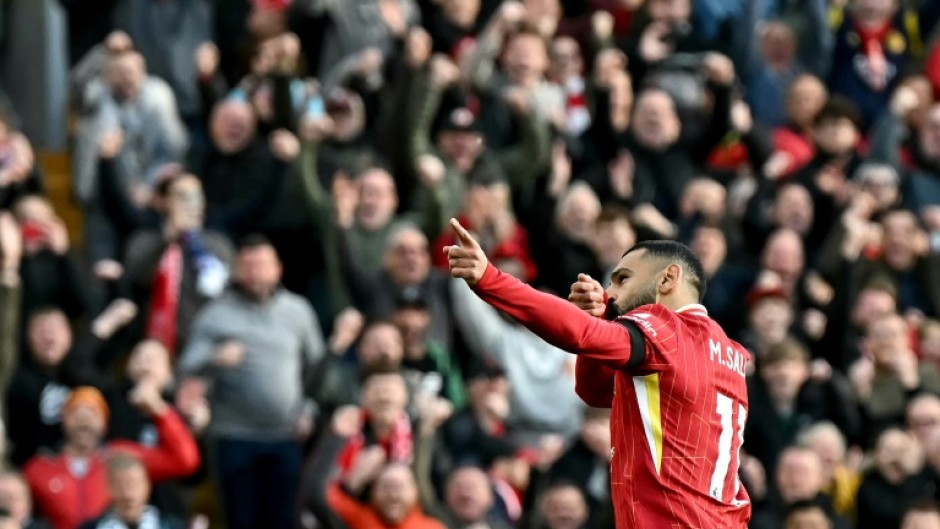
[{"xmin": 444, "ymin": 219, "xmax": 751, "ymax": 528}]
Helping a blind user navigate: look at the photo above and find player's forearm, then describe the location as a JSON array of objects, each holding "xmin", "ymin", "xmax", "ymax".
[{"xmin": 472, "ymin": 264, "xmax": 630, "ymax": 361}]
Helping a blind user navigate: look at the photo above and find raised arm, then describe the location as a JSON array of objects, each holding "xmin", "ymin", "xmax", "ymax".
[
  {"xmin": 109, "ymin": 385, "xmax": 201, "ymax": 482},
  {"xmin": 459, "ymin": 1, "xmax": 524, "ymax": 94},
  {"xmin": 450, "ymin": 277, "xmax": 512, "ymax": 364},
  {"xmin": 445, "ymin": 219, "xmax": 634, "ymax": 365}
]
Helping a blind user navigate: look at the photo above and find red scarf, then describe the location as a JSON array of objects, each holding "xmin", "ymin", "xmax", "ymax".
[
  {"xmin": 146, "ymin": 243, "xmax": 182, "ymax": 355},
  {"xmin": 337, "ymin": 412, "xmax": 413, "ymax": 474},
  {"xmin": 854, "ymin": 19, "xmax": 894, "ymax": 90}
]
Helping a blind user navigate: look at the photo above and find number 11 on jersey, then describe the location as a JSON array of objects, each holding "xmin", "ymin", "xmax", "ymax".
[{"xmin": 709, "ymin": 392, "xmax": 747, "ymax": 501}]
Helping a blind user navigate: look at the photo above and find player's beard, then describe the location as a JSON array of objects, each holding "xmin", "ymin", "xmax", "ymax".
[{"xmin": 604, "ymin": 282, "xmax": 658, "ymax": 320}]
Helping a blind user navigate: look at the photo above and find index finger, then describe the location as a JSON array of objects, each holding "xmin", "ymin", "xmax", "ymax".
[{"xmin": 450, "ymin": 218, "xmax": 479, "ymax": 248}]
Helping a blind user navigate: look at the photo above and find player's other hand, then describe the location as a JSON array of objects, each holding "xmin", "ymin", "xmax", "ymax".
[
  {"xmin": 444, "ymin": 218, "xmax": 489, "ymax": 285},
  {"xmin": 569, "ymin": 273, "xmax": 606, "ymax": 317}
]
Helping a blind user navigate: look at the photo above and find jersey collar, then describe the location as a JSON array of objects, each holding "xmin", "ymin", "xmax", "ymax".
[{"xmin": 676, "ymin": 304, "xmax": 709, "ymax": 317}]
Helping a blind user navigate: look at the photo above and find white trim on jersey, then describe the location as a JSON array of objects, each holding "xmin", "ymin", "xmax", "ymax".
[{"xmin": 675, "ymin": 304, "xmax": 709, "ymax": 317}]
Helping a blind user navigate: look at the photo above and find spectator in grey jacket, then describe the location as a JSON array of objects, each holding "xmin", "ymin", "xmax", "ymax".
[
  {"xmin": 73, "ymin": 48, "xmax": 188, "ymax": 266},
  {"xmin": 112, "ymin": 0, "xmax": 213, "ymax": 122},
  {"xmin": 177, "ymin": 235, "xmax": 325, "ymax": 529},
  {"xmin": 74, "ymin": 48, "xmax": 188, "ymax": 206}
]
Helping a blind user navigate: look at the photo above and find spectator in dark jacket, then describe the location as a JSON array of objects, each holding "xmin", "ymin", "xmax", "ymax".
[
  {"xmin": 115, "ymin": 171, "xmax": 234, "ymax": 359},
  {"xmin": 8, "ymin": 303, "xmax": 135, "ymax": 466},
  {"xmin": 441, "ymin": 362, "xmax": 518, "ymax": 471}
]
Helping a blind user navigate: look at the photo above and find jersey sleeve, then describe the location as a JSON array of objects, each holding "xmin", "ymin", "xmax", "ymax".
[
  {"xmin": 575, "ymin": 356, "xmax": 616, "ymax": 408},
  {"xmin": 471, "ymin": 264, "xmax": 637, "ymax": 367},
  {"xmin": 618, "ymin": 304, "xmax": 681, "ymax": 372}
]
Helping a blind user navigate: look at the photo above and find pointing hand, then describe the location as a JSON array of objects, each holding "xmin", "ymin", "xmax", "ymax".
[{"xmin": 444, "ymin": 218, "xmax": 489, "ymax": 285}]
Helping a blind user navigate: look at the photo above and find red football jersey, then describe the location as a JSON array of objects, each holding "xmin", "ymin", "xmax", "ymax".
[
  {"xmin": 468, "ymin": 265, "xmax": 752, "ymax": 528},
  {"xmin": 607, "ymin": 304, "xmax": 751, "ymax": 528}
]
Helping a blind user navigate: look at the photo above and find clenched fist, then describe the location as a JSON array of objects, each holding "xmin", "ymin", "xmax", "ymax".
[{"xmin": 569, "ymin": 273, "xmax": 606, "ymax": 317}]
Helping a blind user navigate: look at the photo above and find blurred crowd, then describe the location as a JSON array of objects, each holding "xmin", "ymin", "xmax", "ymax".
[{"xmin": 3, "ymin": 0, "xmax": 940, "ymax": 528}]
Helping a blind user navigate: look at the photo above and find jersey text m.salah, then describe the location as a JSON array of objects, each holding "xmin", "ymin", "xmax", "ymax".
[{"xmin": 470, "ymin": 264, "xmax": 751, "ymax": 529}]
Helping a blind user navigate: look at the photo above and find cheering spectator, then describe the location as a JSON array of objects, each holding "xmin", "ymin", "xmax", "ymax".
[
  {"xmin": 73, "ymin": 49, "xmax": 188, "ymax": 265},
  {"xmin": 22, "ymin": 386, "xmax": 199, "ymax": 529},
  {"xmin": 432, "ymin": 176, "xmax": 537, "ymax": 284},
  {"xmin": 440, "ymin": 361, "xmax": 518, "ymax": 469},
  {"xmin": 412, "ymin": 391, "xmax": 513, "ymax": 529},
  {"xmin": 870, "ymin": 84, "xmax": 940, "ymax": 211},
  {"xmin": 333, "ymin": 369, "xmax": 414, "ymax": 480},
  {"xmin": 392, "ymin": 295, "xmax": 467, "ymax": 409},
  {"xmin": 305, "ymin": 404, "xmax": 447, "ymax": 529},
  {"xmin": 314, "ymin": 318, "xmax": 404, "ymax": 409},
  {"xmin": 463, "ymin": 2, "xmax": 565, "ymax": 134},
  {"xmin": 104, "ymin": 340, "xmax": 208, "ymax": 518},
  {"xmin": 350, "ymin": 223, "xmax": 456, "ymax": 350},
  {"xmin": 117, "ymin": 170, "xmax": 233, "ymax": 357},
  {"xmin": 856, "ymin": 209, "xmax": 940, "ymax": 318},
  {"xmin": 536, "ymin": 182, "xmax": 601, "ymax": 296},
  {"xmin": 689, "ymin": 225, "xmax": 753, "ymax": 337},
  {"xmin": 827, "ymin": 0, "xmax": 940, "ymax": 128},
  {"xmin": 12, "ymin": 196, "xmax": 91, "ymax": 324},
  {"xmin": 112, "ymin": 0, "xmax": 213, "ymax": 124},
  {"xmin": 178, "ymin": 236, "xmax": 323, "ymax": 529},
  {"xmin": 8, "ymin": 302, "xmax": 135, "ymax": 466},
  {"xmin": 305, "ymin": 0, "xmax": 420, "ymax": 81},
  {"xmin": 770, "ymin": 74, "xmax": 829, "ymax": 178},
  {"xmin": 851, "ymin": 313, "xmax": 940, "ymax": 434}
]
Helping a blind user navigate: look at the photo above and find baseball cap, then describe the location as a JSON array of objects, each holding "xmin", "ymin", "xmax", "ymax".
[
  {"xmin": 395, "ymin": 288, "xmax": 429, "ymax": 311},
  {"xmin": 466, "ymin": 358, "xmax": 507, "ymax": 381},
  {"xmin": 441, "ymin": 107, "xmax": 481, "ymax": 134}
]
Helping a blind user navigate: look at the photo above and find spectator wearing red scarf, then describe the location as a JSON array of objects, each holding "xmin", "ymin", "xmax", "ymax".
[
  {"xmin": 336, "ymin": 370, "xmax": 415, "ymax": 479},
  {"xmin": 827, "ymin": 0, "xmax": 940, "ymax": 128}
]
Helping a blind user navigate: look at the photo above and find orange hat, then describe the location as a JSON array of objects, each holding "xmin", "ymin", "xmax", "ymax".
[{"xmin": 62, "ymin": 387, "xmax": 110, "ymax": 423}]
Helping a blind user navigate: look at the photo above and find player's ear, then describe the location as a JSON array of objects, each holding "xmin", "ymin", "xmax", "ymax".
[{"xmin": 658, "ymin": 264, "xmax": 682, "ymax": 295}]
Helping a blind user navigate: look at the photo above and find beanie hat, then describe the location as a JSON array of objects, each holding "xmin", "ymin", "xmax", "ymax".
[{"xmin": 62, "ymin": 387, "xmax": 110, "ymax": 423}]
